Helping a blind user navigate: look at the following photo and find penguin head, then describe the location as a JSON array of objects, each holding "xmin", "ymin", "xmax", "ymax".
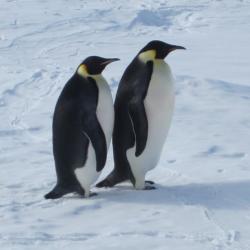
[
  {"xmin": 138, "ymin": 40, "xmax": 185, "ymax": 62},
  {"xmin": 77, "ymin": 56, "xmax": 119, "ymax": 77}
]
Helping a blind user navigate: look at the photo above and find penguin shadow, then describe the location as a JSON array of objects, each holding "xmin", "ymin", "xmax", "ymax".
[{"xmin": 96, "ymin": 180, "xmax": 250, "ymax": 210}]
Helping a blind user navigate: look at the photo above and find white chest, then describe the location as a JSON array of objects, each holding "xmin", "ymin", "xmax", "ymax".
[
  {"xmin": 95, "ymin": 76, "xmax": 114, "ymax": 144},
  {"xmin": 145, "ymin": 60, "xmax": 175, "ymax": 146}
]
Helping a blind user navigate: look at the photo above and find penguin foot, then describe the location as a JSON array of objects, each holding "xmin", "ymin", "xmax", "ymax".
[
  {"xmin": 75, "ymin": 186, "xmax": 85, "ymax": 196},
  {"xmin": 144, "ymin": 185, "xmax": 156, "ymax": 190},
  {"xmin": 96, "ymin": 172, "xmax": 128, "ymax": 188},
  {"xmin": 44, "ymin": 185, "xmax": 73, "ymax": 199},
  {"xmin": 145, "ymin": 180, "xmax": 155, "ymax": 185},
  {"xmin": 96, "ymin": 179, "xmax": 114, "ymax": 188},
  {"xmin": 78, "ymin": 192, "xmax": 97, "ymax": 198},
  {"xmin": 89, "ymin": 192, "xmax": 98, "ymax": 197},
  {"xmin": 44, "ymin": 191, "xmax": 63, "ymax": 199}
]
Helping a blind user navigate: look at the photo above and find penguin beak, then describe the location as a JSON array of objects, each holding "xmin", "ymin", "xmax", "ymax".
[
  {"xmin": 169, "ymin": 45, "xmax": 186, "ymax": 52},
  {"xmin": 101, "ymin": 58, "xmax": 120, "ymax": 65}
]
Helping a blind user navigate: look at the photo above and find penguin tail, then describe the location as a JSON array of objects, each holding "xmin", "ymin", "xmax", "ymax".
[
  {"xmin": 44, "ymin": 184, "xmax": 72, "ymax": 199},
  {"xmin": 96, "ymin": 170, "xmax": 128, "ymax": 188}
]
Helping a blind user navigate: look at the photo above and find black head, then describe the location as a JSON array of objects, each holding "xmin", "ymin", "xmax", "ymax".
[
  {"xmin": 78, "ymin": 56, "xmax": 119, "ymax": 76},
  {"xmin": 138, "ymin": 40, "xmax": 186, "ymax": 60}
]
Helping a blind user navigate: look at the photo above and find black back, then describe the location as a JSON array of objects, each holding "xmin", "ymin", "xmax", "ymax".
[{"xmin": 52, "ymin": 73, "xmax": 107, "ymax": 189}]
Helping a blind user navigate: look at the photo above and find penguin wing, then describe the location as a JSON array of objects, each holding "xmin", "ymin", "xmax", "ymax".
[
  {"xmin": 82, "ymin": 114, "xmax": 107, "ymax": 172},
  {"xmin": 127, "ymin": 61, "xmax": 153, "ymax": 157},
  {"xmin": 128, "ymin": 98, "xmax": 148, "ymax": 157}
]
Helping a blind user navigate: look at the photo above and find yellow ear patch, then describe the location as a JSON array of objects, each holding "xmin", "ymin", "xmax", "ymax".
[
  {"xmin": 138, "ymin": 49, "xmax": 156, "ymax": 63},
  {"xmin": 77, "ymin": 64, "xmax": 89, "ymax": 77}
]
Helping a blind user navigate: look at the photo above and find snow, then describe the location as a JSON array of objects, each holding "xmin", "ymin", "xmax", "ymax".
[{"xmin": 1, "ymin": 0, "xmax": 250, "ymax": 249}]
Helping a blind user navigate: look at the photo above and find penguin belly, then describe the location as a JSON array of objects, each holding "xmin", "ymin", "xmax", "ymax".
[
  {"xmin": 126, "ymin": 60, "xmax": 175, "ymax": 189},
  {"xmin": 75, "ymin": 76, "xmax": 114, "ymax": 197}
]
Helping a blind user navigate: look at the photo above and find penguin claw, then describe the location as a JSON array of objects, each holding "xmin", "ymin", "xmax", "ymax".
[
  {"xmin": 89, "ymin": 192, "xmax": 98, "ymax": 197},
  {"xmin": 144, "ymin": 185, "xmax": 156, "ymax": 190},
  {"xmin": 145, "ymin": 180, "xmax": 155, "ymax": 185}
]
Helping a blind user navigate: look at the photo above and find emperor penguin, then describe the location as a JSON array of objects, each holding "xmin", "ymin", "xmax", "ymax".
[
  {"xmin": 96, "ymin": 40, "xmax": 185, "ymax": 190},
  {"xmin": 45, "ymin": 56, "xmax": 119, "ymax": 199}
]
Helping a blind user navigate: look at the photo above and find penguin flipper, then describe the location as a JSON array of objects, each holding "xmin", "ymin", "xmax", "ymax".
[
  {"xmin": 82, "ymin": 114, "xmax": 107, "ymax": 172},
  {"xmin": 128, "ymin": 98, "xmax": 148, "ymax": 157}
]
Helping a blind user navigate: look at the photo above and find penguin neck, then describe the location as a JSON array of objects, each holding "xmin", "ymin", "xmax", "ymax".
[
  {"xmin": 138, "ymin": 51, "xmax": 167, "ymax": 66},
  {"xmin": 138, "ymin": 50, "xmax": 156, "ymax": 63},
  {"xmin": 77, "ymin": 65, "xmax": 103, "ymax": 81},
  {"xmin": 154, "ymin": 59, "xmax": 167, "ymax": 66},
  {"xmin": 138, "ymin": 57, "xmax": 167, "ymax": 67},
  {"xmin": 153, "ymin": 59, "xmax": 172, "ymax": 75}
]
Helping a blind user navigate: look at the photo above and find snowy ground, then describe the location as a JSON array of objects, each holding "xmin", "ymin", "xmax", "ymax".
[{"xmin": 1, "ymin": 0, "xmax": 250, "ymax": 249}]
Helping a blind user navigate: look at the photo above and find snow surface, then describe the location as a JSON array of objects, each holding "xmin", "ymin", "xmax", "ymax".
[{"xmin": 1, "ymin": 0, "xmax": 250, "ymax": 249}]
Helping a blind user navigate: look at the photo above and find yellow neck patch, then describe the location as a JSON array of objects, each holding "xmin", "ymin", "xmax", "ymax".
[
  {"xmin": 138, "ymin": 49, "xmax": 156, "ymax": 63},
  {"xmin": 77, "ymin": 64, "xmax": 89, "ymax": 77},
  {"xmin": 77, "ymin": 64, "xmax": 102, "ymax": 80}
]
